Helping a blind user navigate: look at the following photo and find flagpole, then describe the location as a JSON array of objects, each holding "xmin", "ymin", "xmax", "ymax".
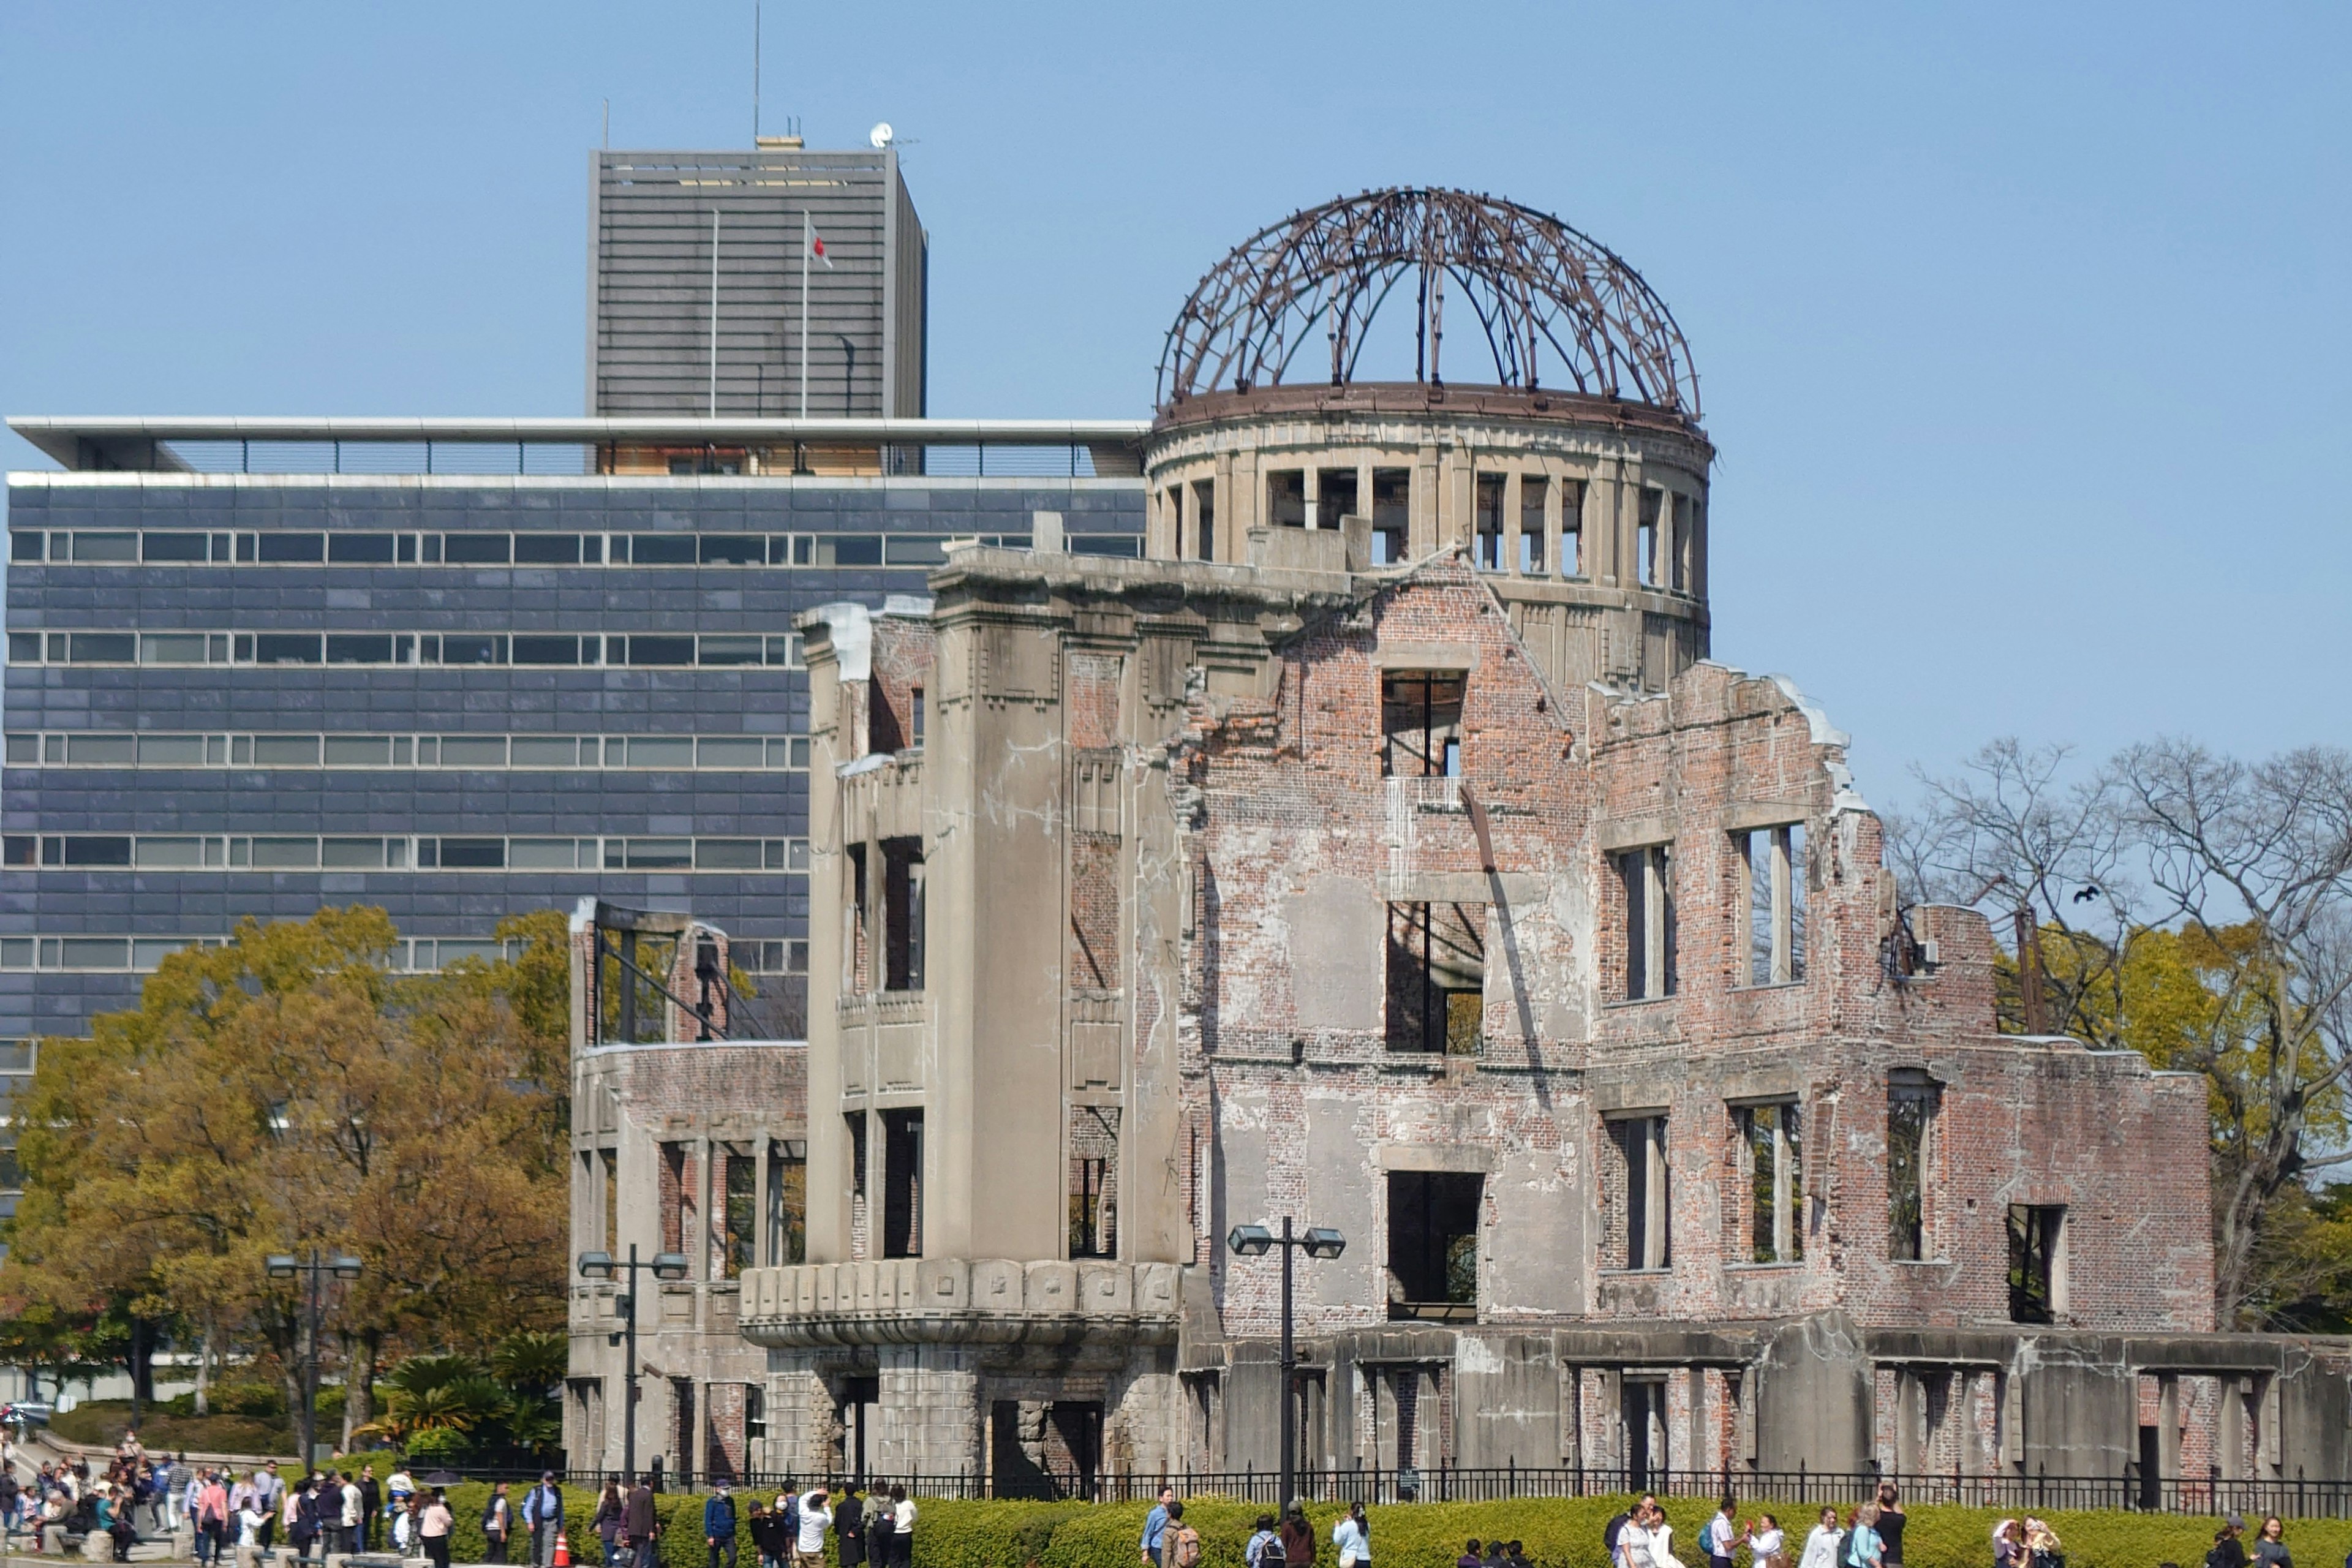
[
  {"xmin": 709, "ymin": 208, "xmax": 722, "ymax": 417},
  {"xmin": 799, "ymin": 209, "xmax": 812, "ymax": 418}
]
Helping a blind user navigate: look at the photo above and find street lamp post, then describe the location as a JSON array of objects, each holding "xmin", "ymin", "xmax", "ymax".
[
  {"xmin": 1228, "ymin": 1217, "xmax": 1346, "ymax": 1512},
  {"xmin": 264, "ymin": 1251, "xmax": 362, "ymax": 1471},
  {"xmin": 577, "ymin": 1245, "xmax": 690, "ymax": 1483}
]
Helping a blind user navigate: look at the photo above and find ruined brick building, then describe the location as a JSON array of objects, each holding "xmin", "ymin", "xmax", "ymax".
[{"xmin": 573, "ymin": 189, "xmax": 2352, "ymax": 1498}]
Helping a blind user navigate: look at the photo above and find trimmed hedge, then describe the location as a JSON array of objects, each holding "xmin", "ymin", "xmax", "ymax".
[{"xmin": 401, "ymin": 1487, "xmax": 2350, "ymax": 1568}]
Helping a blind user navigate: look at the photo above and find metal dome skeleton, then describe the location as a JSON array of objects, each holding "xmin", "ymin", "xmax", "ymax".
[{"xmin": 1156, "ymin": 188, "xmax": 1700, "ymax": 418}]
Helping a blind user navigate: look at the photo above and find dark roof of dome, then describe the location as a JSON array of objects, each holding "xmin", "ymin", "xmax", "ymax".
[{"xmin": 1157, "ymin": 187, "xmax": 1700, "ymax": 420}]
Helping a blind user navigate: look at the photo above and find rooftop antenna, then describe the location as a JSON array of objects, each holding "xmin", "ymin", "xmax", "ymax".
[
  {"xmin": 601, "ymin": 99, "xmax": 609, "ymax": 149},
  {"xmin": 752, "ymin": 0, "xmax": 761, "ymax": 142}
]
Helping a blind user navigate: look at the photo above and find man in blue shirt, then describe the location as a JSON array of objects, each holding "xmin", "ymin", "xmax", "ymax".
[
  {"xmin": 1141, "ymin": 1487, "xmax": 1177, "ymax": 1567},
  {"xmin": 704, "ymin": 1485, "xmax": 739, "ymax": 1568}
]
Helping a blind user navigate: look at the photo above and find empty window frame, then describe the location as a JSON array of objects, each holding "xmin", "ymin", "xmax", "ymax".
[
  {"xmin": 846, "ymin": 1111, "xmax": 871, "ymax": 1260},
  {"xmin": 1316, "ymin": 467, "xmax": 1359, "ymax": 530},
  {"xmin": 1387, "ymin": 1169, "xmax": 1482, "ymax": 1319},
  {"xmin": 1191, "ymin": 480, "xmax": 1217, "ymax": 562},
  {"xmin": 1068, "ymin": 1105, "xmax": 1120, "ymax": 1259},
  {"xmin": 1888, "ymin": 1079, "xmax": 1940, "ymax": 1261},
  {"xmin": 601, "ymin": 1148, "xmax": 619, "ymax": 1255},
  {"xmin": 1518, "ymin": 477, "xmax": 1547, "ymax": 574},
  {"xmin": 1615, "ymin": 844, "xmax": 1677, "ymax": 1000},
  {"xmin": 1474, "ymin": 473, "xmax": 1506, "ymax": 571},
  {"xmin": 1371, "ymin": 468, "xmax": 1411, "ymax": 565},
  {"xmin": 723, "ymin": 1150, "xmax": 756, "ymax": 1279},
  {"xmin": 1637, "ymin": 487, "xmax": 1664, "ymax": 588},
  {"xmin": 2008, "ymin": 1204, "xmax": 2065, "ymax": 1324},
  {"xmin": 1385, "ymin": 902, "xmax": 1485, "ymax": 1055},
  {"xmin": 845, "ymin": 844, "xmax": 870, "ymax": 992},
  {"xmin": 1608, "ymin": 1114, "xmax": 1672, "ymax": 1270},
  {"xmin": 1738, "ymin": 823, "xmax": 1807, "ymax": 986},
  {"xmin": 765, "ymin": 1139, "xmax": 807, "ymax": 1266},
  {"xmin": 882, "ymin": 837, "xmax": 926, "ymax": 992},
  {"xmin": 881, "ymin": 1109, "xmax": 924, "ymax": 1259},
  {"xmin": 1380, "ymin": 671, "xmax": 1463, "ymax": 778},
  {"xmin": 1559, "ymin": 479, "xmax": 1586, "ymax": 576},
  {"xmin": 1737, "ymin": 1101, "xmax": 1804, "ymax": 1263},
  {"xmin": 1267, "ymin": 470, "xmax": 1307, "ymax": 528}
]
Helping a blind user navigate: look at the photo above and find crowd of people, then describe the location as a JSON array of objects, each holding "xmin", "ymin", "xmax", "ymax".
[
  {"xmin": 0, "ymin": 1438, "xmax": 2326, "ymax": 1568},
  {"xmin": 581, "ymin": 1476, "xmax": 915, "ymax": 1568}
]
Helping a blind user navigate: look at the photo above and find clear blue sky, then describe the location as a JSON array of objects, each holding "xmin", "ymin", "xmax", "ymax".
[{"xmin": 3, "ymin": 1, "xmax": 2345, "ymax": 798}]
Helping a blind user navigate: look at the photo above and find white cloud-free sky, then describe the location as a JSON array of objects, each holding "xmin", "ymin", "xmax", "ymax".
[{"xmin": 3, "ymin": 1, "xmax": 2345, "ymax": 798}]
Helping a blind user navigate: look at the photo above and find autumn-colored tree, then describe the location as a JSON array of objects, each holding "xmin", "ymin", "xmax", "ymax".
[{"xmin": 0, "ymin": 905, "xmax": 574, "ymax": 1427}]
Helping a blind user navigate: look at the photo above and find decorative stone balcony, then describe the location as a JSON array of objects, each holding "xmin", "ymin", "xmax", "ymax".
[{"xmin": 737, "ymin": 1257, "xmax": 1183, "ymax": 1348}]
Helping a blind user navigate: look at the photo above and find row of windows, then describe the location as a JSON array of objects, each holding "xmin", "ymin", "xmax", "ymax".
[
  {"xmin": 7, "ymin": 630, "xmax": 808, "ymax": 669},
  {"xmin": 6, "ymin": 731, "xmax": 813, "ymax": 772},
  {"xmin": 1611, "ymin": 825, "xmax": 1809, "ymax": 1002},
  {"xmin": 1, "ymin": 833, "xmax": 811, "ymax": 873},
  {"xmin": 9, "ymin": 529, "xmax": 1058, "ymax": 568},
  {"xmin": 0, "ymin": 933, "xmax": 807, "ymax": 976},
  {"xmin": 1163, "ymin": 467, "xmax": 1700, "ymax": 590}
]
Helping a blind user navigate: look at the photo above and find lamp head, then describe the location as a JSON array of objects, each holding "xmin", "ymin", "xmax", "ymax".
[
  {"xmin": 1301, "ymin": 1226, "xmax": 1348, "ymax": 1259},
  {"xmin": 330, "ymin": 1255, "xmax": 363, "ymax": 1280},
  {"xmin": 264, "ymin": 1255, "xmax": 298, "ymax": 1279},
  {"xmin": 1226, "ymin": 1224, "xmax": 1275, "ymax": 1257},
  {"xmin": 576, "ymin": 1251, "xmax": 616, "ymax": 1280},
  {"xmin": 651, "ymin": 1252, "xmax": 691, "ymax": 1281}
]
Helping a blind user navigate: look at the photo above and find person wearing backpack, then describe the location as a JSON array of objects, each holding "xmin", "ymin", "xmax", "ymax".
[
  {"xmin": 525, "ymin": 1472, "xmax": 566, "ymax": 1567},
  {"xmin": 1246, "ymin": 1514, "xmax": 1284, "ymax": 1568},
  {"xmin": 1165, "ymin": 1501, "xmax": 1203, "ymax": 1568},
  {"xmin": 483, "ymin": 1482, "xmax": 514, "ymax": 1564}
]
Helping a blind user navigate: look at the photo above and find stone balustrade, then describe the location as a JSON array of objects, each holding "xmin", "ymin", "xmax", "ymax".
[{"xmin": 737, "ymin": 1256, "xmax": 1182, "ymax": 1348}]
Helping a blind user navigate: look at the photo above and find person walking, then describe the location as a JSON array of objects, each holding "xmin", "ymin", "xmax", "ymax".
[
  {"xmin": 793, "ymin": 1485, "xmax": 832, "ymax": 1568},
  {"xmin": 1248, "ymin": 1515, "xmax": 1284, "ymax": 1568},
  {"xmin": 254, "ymin": 1461, "xmax": 284, "ymax": 1550},
  {"xmin": 2253, "ymin": 1519, "xmax": 2291, "ymax": 1568},
  {"xmin": 835, "ymin": 1485, "xmax": 865, "ymax": 1568},
  {"xmin": 624, "ymin": 1476, "xmax": 660, "ymax": 1568},
  {"xmin": 526, "ymin": 1471, "xmax": 566, "ymax": 1568},
  {"xmin": 483, "ymin": 1482, "xmax": 515, "ymax": 1564},
  {"xmin": 420, "ymin": 1488, "xmax": 454, "ymax": 1568},
  {"xmin": 356, "ymin": 1466, "xmax": 380, "ymax": 1553},
  {"xmin": 1142, "ymin": 1487, "xmax": 1176, "ymax": 1568},
  {"xmin": 340, "ymin": 1470, "xmax": 365, "ymax": 1556},
  {"xmin": 886, "ymin": 1486, "xmax": 914, "ymax": 1568},
  {"xmin": 593, "ymin": 1481, "xmax": 626, "ymax": 1568},
  {"xmin": 705, "ymin": 1482, "xmax": 740, "ymax": 1568},
  {"xmin": 1279, "ymin": 1505, "xmax": 1316, "ymax": 1568},
  {"xmin": 1333, "ymin": 1504, "xmax": 1369, "ymax": 1568},
  {"xmin": 2207, "ymin": 1518, "xmax": 2250, "ymax": 1568},
  {"xmin": 196, "ymin": 1470, "xmax": 230, "ymax": 1568},
  {"xmin": 1844, "ymin": 1506, "xmax": 1884, "ymax": 1568}
]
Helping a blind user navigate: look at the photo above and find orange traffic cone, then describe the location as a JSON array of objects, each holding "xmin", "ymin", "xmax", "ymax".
[{"xmin": 554, "ymin": 1531, "xmax": 572, "ymax": 1568}]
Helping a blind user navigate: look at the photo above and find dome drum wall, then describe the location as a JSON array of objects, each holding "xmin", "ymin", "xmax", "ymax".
[{"xmin": 1140, "ymin": 381, "xmax": 1711, "ymax": 693}]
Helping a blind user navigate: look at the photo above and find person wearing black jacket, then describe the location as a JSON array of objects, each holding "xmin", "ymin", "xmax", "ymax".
[
  {"xmin": 835, "ymin": 1489, "xmax": 865, "ymax": 1568},
  {"xmin": 358, "ymin": 1471, "xmax": 381, "ymax": 1553}
]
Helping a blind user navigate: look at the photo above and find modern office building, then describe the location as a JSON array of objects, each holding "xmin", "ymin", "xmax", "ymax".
[
  {"xmin": 588, "ymin": 140, "xmax": 927, "ymax": 419},
  {"xmin": 0, "ymin": 417, "xmax": 1145, "ymax": 1054}
]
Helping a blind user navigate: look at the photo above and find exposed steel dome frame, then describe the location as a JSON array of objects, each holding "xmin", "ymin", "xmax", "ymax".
[{"xmin": 1156, "ymin": 188, "xmax": 1701, "ymax": 419}]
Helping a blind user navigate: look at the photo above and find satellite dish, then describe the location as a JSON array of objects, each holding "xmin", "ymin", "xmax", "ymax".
[{"xmin": 869, "ymin": 122, "xmax": 894, "ymax": 149}]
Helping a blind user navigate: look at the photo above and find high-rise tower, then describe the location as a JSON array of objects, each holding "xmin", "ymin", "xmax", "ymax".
[{"xmin": 587, "ymin": 140, "xmax": 927, "ymax": 418}]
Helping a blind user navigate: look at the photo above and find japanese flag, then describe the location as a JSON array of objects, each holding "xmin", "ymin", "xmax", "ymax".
[{"xmin": 810, "ymin": 230, "xmax": 834, "ymax": 268}]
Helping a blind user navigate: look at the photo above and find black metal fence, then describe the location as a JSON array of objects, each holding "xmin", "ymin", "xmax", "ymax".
[{"xmin": 429, "ymin": 1463, "xmax": 2352, "ymax": 1519}]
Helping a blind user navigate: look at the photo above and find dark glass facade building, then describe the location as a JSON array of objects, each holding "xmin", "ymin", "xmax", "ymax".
[{"xmin": 0, "ymin": 434, "xmax": 1145, "ymax": 1055}]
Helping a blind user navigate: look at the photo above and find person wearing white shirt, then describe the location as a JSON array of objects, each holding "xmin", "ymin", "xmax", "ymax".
[
  {"xmin": 1797, "ymin": 1509, "xmax": 1843, "ymax": 1568},
  {"xmin": 794, "ymin": 1490, "xmax": 832, "ymax": 1568},
  {"xmin": 1705, "ymin": 1505, "xmax": 1740, "ymax": 1568},
  {"xmin": 1749, "ymin": 1517, "xmax": 1787, "ymax": 1568},
  {"xmin": 237, "ymin": 1502, "xmax": 268, "ymax": 1548}
]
